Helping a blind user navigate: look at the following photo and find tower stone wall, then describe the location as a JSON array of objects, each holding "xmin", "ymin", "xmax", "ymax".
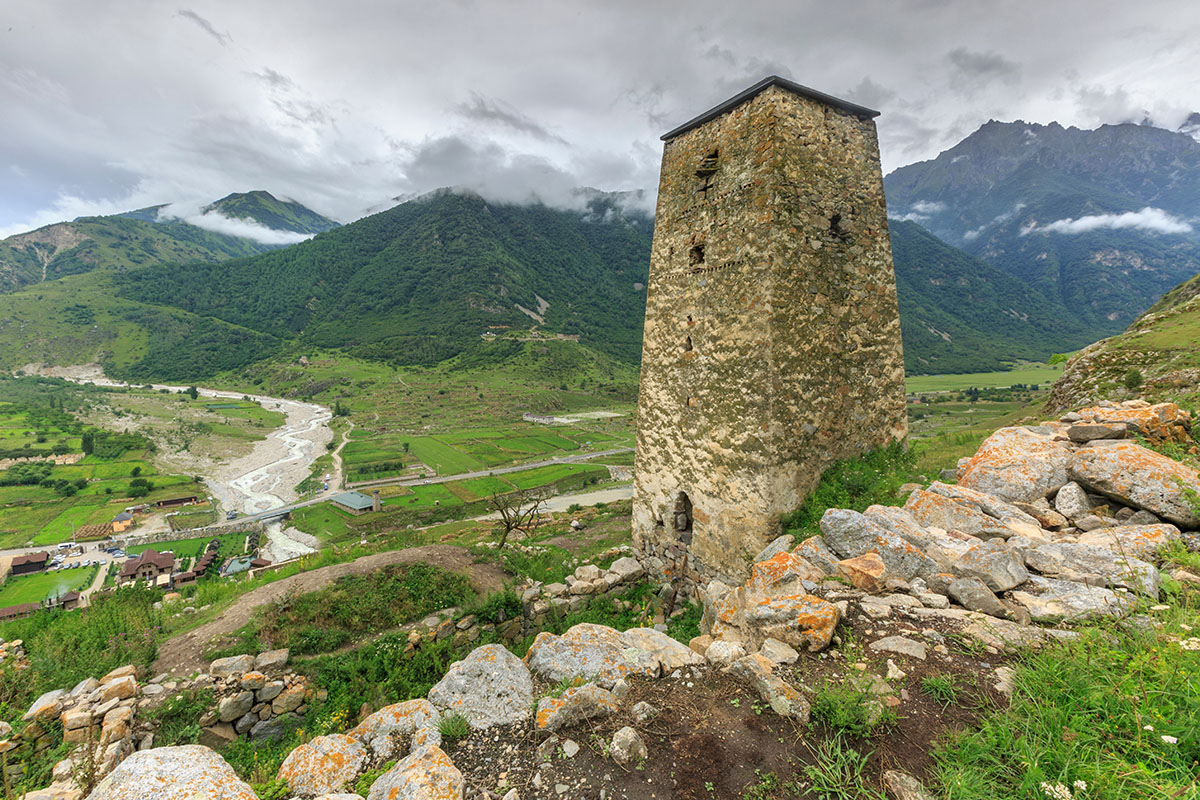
[{"xmin": 632, "ymin": 78, "xmax": 907, "ymax": 588}]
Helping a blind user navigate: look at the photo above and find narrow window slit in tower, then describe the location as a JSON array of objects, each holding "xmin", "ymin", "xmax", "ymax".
[
  {"xmin": 683, "ymin": 335, "xmax": 693, "ymax": 352},
  {"xmin": 688, "ymin": 244, "xmax": 705, "ymax": 267}
]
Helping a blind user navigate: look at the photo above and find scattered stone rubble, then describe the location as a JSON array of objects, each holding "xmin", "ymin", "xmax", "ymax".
[{"xmin": 9, "ymin": 400, "xmax": 1199, "ymax": 800}]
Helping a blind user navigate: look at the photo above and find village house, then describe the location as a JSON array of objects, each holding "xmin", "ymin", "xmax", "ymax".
[
  {"xmin": 117, "ymin": 549, "xmax": 175, "ymax": 585},
  {"xmin": 10, "ymin": 552, "xmax": 49, "ymax": 576},
  {"xmin": 111, "ymin": 512, "xmax": 134, "ymax": 533},
  {"xmin": 331, "ymin": 490, "xmax": 381, "ymax": 515}
]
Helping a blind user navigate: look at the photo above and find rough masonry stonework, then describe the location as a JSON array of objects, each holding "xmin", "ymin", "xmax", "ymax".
[{"xmin": 633, "ymin": 76, "xmax": 907, "ymax": 585}]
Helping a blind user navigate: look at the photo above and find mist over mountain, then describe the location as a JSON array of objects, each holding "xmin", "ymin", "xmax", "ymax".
[
  {"xmin": 0, "ymin": 191, "xmax": 338, "ymax": 292},
  {"xmin": 885, "ymin": 119, "xmax": 1200, "ymax": 340}
]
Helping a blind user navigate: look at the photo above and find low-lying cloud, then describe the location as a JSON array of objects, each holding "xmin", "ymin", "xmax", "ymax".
[
  {"xmin": 1025, "ymin": 207, "xmax": 1193, "ymax": 236},
  {"xmin": 888, "ymin": 199, "xmax": 946, "ymax": 223},
  {"xmin": 157, "ymin": 203, "xmax": 315, "ymax": 245}
]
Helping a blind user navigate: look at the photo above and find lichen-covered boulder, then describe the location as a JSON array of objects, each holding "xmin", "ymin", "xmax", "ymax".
[
  {"xmin": 957, "ymin": 426, "xmax": 1073, "ymax": 503},
  {"xmin": 277, "ymin": 734, "xmax": 367, "ymax": 797},
  {"xmin": 365, "ymin": 745, "xmax": 463, "ymax": 800},
  {"xmin": 23, "ymin": 689, "xmax": 65, "ymax": 723},
  {"xmin": 1069, "ymin": 442, "xmax": 1200, "ymax": 527},
  {"xmin": 1076, "ymin": 523, "xmax": 1181, "ymax": 561},
  {"xmin": 837, "ymin": 553, "xmax": 888, "ymax": 592},
  {"xmin": 534, "ymin": 683, "xmax": 618, "ymax": 732},
  {"xmin": 1053, "ymin": 481, "xmax": 1092, "ymax": 520},
  {"xmin": 610, "ymin": 726, "xmax": 648, "ymax": 766},
  {"xmin": 620, "ymin": 628, "xmax": 703, "ymax": 672},
  {"xmin": 348, "ymin": 699, "xmax": 441, "ymax": 761},
  {"xmin": 953, "ymin": 539, "xmax": 1028, "ymax": 592},
  {"xmin": 1011, "ymin": 575, "xmax": 1133, "ymax": 623},
  {"xmin": 524, "ymin": 623, "xmax": 658, "ymax": 689},
  {"xmin": 925, "ymin": 482, "xmax": 1044, "ymax": 538},
  {"xmin": 427, "ymin": 644, "xmax": 533, "ymax": 730},
  {"xmin": 728, "ymin": 654, "xmax": 810, "ymax": 722},
  {"xmin": 792, "ymin": 536, "xmax": 839, "ymax": 574},
  {"xmin": 1075, "ymin": 402, "xmax": 1192, "ymax": 443},
  {"xmin": 904, "ymin": 490, "xmax": 1023, "ymax": 541},
  {"xmin": 86, "ymin": 745, "xmax": 257, "ymax": 800},
  {"xmin": 712, "ymin": 590, "xmax": 840, "ymax": 651},
  {"xmin": 745, "ymin": 552, "xmax": 823, "ymax": 596},
  {"xmin": 819, "ymin": 508, "xmax": 939, "ymax": 579}
]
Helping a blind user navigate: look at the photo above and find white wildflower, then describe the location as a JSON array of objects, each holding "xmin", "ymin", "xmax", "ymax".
[
  {"xmin": 1162, "ymin": 735, "xmax": 1178, "ymax": 744},
  {"xmin": 1150, "ymin": 604, "xmax": 1170, "ymax": 611},
  {"xmin": 1181, "ymin": 638, "xmax": 1200, "ymax": 651},
  {"xmin": 1181, "ymin": 624, "xmax": 1193, "ymax": 631},
  {"xmin": 1040, "ymin": 782, "xmax": 1073, "ymax": 800},
  {"xmin": 1073, "ymin": 780, "xmax": 1088, "ymax": 791},
  {"xmin": 1144, "ymin": 724, "xmax": 1155, "ymax": 731}
]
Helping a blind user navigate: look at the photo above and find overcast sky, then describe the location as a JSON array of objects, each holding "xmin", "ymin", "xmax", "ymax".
[{"xmin": 2, "ymin": 0, "xmax": 1198, "ymax": 237}]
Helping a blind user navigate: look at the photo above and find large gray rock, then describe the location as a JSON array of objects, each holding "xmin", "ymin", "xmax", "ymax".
[
  {"xmin": 524, "ymin": 623, "xmax": 658, "ymax": 689},
  {"xmin": 23, "ymin": 689, "xmax": 66, "ymax": 723},
  {"xmin": 866, "ymin": 505, "xmax": 983, "ymax": 569},
  {"xmin": 86, "ymin": 745, "xmax": 257, "ymax": 800},
  {"xmin": 1053, "ymin": 482, "xmax": 1092, "ymax": 520},
  {"xmin": 365, "ymin": 745, "xmax": 463, "ymax": 800},
  {"xmin": 620, "ymin": 628, "xmax": 704, "ymax": 672},
  {"xmin": 868, "ymin": 636, "xmax": 927, "ymax": 660},
  {"xmin": 1069, "ymin": 442, "xmax": 1200, "ymax": 527},
  {"xmin": 217, "ymin": 691, "xmax": 254, "ymax": 723},
  {"xmin": 791, "ymin": 536, "xmax": 839, "ymax": 574},
  {"xmin": 1076, "ymin": 523, "xmax": 1181, "ymax": 561},
  {"xmin": 947, "ymin": 577, "xmax": 1010, "ymax": 619},
  {"xmin": 427, "ymin": 644, "xmax": 533, "ymax": 730},
  {"xmin": 535, "ymin": 683, "xmax": 618, "ymax": 732},
  {"xmin": 250, "ymin": 718, "xmax": 286, "ymax": 742},
  {"xmin": 209, "ymin": 655, "xmax": 254, "ymax": 679},
  {"xmin": 905, "ymin": 489, "xmax": 1025, "ymax": 540},
  {"xmin": 957, "ymin": 426, "xmax": 1074, "ymax": 502},
  {"xmin": 1011, "ymin": 575, "xmax": 1133, "ymax": 623},
  {"xmin": 753, "ymin": 535, "xmax": 795, "ymax": 564},
  {"xmin": 253, "ymin": 649, "xmax": 289, "ymax": 672},
  {"xmin": 1025, "ymin": 542, "xmax": 1160, "ymax": 597},
  {"xmin": 819, "ymin": 508, "xmax": 939, "ymax": 579},
  {"xmin": 277, "ymin": 734, "xmax": 367, "ymax": 797},
  {"xmin": 954, "ymin": 539, "xmax": 1029, "ymax": 592},
  {"xmin": 608, "ymin": 557, "xmax": 644, "ymax": 583}
]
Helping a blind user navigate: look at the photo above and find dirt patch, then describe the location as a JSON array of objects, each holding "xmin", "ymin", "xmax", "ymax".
[
  {"xmin": 436, "ymin": 607, "xmax": 1008, "ymax": 799},
  {"xmin": 153, "ymin": 545, "xmax": 508, "ymax": 676}
]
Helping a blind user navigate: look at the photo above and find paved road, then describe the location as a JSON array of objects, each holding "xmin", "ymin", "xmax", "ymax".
[{"xmin": 235, "ymin": 446, "xmax": 634, "ymax": 524}]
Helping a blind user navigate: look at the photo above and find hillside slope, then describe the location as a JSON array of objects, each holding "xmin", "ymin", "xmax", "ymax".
[
  {"xmin": 889, "ymin": 220, "xmax": 1095, "ymax": 373},
  {"xmin": 116, "ymin": 190, "xmax": 654, "ymax": 366},
  {"xmin": 885, "ymin": 120, "xmax": 1200, "ymax": 338},
  {"xmin": 1048, "ymin": 269, "xmax": 1200, "ymax": 408},
  {"xmin": 0, "ymin": 191, "xmax": 338, "ymax": 292}
]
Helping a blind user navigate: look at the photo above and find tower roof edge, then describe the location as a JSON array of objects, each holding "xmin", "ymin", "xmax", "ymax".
[{"xmin": 660, "ymin": 75, "xmax": 879, "ymax": 141}]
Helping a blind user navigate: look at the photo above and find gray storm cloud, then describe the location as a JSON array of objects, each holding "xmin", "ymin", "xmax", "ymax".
[{"xmin": 1, "ymin": 0, "xmax": 1198, "ymax": 236}]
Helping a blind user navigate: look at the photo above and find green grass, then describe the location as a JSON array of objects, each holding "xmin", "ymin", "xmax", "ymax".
[
  {"xmin": 904, "ymin": 363, "xmax": 1063, "ymax": 394},
  {"xmin": 0, "ymin": 569, "xmax": 93, "ymax": 606},
  {"xmin": 506, "ymin": 463, "xmax": 607, "ymax": 489},
  {"xmin": 931, "ymin": 616, "xmax": 1200, "ymax": 799},
  {"xmin": 289, "ymin": 503, "xmax": 359, "ymax": 542}
]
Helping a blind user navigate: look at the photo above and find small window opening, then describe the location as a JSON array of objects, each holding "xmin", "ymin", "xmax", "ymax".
[
  {"xmin": 673, "ymin": 492, "xmax": 694, "ymax": 545},
  {"xmin": 686, "ymin": 314, "xmax": 694, "ymax": 324},
  {"xmin": 829, "ymin": 213, "xmax": 843, "ymax": 236},
  {"xmin": 695, "ymin": 149, "xmax": 719, "ymax": 177},
  {"xmin": 683, "ymin": 335, "xmax": 693, "ymax": 352},
  {"xmin": 688, "ymin": 244, "xmax": 705, "ymax": 267}
]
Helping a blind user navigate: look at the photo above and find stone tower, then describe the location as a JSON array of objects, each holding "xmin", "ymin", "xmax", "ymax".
[{"xmin": 632, "ymin": 76, "xmax": 907, "ymax": 587}]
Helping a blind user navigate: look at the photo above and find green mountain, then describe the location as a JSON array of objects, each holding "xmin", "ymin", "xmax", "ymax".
[
  {"xmin": 885, "ymin": 120, "xmax": 1200, "ymax": 339},
  {"xmin": 0, "ymin": 191, "xmax": 338, "ymax": 292},
  {"xmin": 114, "ymin": 190, "xmax": 653, "ymax": 369},
  {"xmin": 0, "ymin": 186, "xmax": 1101, "ymax": 380},
  {"xmin": 205, "ymin": 190, "xmax": 340, "ymax": 235},
  {"xmin": 889, "ymin": 220, "xmax": 1096, "ymax": 373}
]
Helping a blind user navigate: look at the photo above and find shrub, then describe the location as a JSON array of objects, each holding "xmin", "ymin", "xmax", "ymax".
[
  {"xmin": 1124, "ymin": 368, "xmax": 1144, "ymax": 391},
  {"xmin": 781, "ymin": 441, "xmax": 916, "ymax": 537}
]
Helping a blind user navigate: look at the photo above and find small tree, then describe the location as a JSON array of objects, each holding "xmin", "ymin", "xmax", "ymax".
[
  {"xmin": 1124, "ymin": 368, "xmax": 1144, "ymax": 391},
  {"xmin": 489, "ymin": 487, "xmax": 552, "ymax": 548},
  {"xmin": 185, "ymin": 386, "xmax": 199, "ymax": 400}
]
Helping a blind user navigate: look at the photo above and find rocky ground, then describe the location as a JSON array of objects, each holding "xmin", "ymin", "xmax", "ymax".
[{"xmin": 6, "ymin": 398, "xmax": 1200, "ymax": 799}]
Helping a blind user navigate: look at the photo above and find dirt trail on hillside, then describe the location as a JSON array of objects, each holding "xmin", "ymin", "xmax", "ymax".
[{"xmin": 153, "ymin": 545, "xmax": 509, "ymax": 676}]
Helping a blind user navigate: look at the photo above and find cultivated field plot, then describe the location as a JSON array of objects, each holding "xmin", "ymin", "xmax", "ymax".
[
  {"xmin": 126, "ymin": 533, "xmax": 247, "ymax": 560},
  {"xmin": 0, "ymin": 569, "xmax": 92, "ymax": 607},
  {"xmin": 342, "ymin": 424, "xmax": 624, "ymax": 482},
  {"xmin": 904, "ymin": 362, "xmax": 1062, "ymax": 393}
]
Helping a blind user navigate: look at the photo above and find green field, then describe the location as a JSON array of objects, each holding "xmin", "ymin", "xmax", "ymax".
[
  {"xmin": 126, "ymin": 533, "xmax": 247, "ymax": 560},
  {"xmin": 0, "ymin": 569, "xmax": 92, "ymax": 607},
  {"xmin": 904, "ymin": 363, "xmax": 1063, "ymax": 393}
]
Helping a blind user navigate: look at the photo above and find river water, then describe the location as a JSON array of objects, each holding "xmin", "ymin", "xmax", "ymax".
[{"xmin": 55, "ymin": 368, "xmax": 329, "ymax": 562}]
